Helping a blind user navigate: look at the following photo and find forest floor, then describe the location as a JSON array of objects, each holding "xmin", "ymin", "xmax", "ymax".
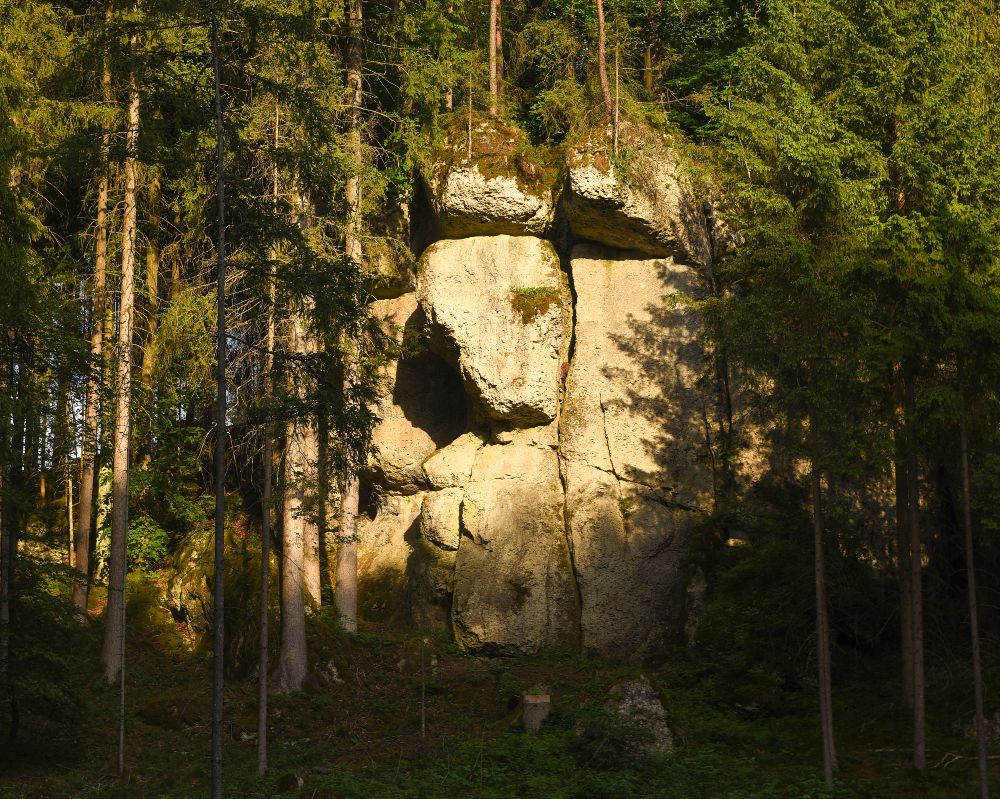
[{"xmin": 1, "ymin": 575, "xmax": 997, "ymax": 799}]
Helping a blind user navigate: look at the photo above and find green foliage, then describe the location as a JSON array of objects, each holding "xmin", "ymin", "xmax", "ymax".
[
  {"xmin": 126, "ymin": 515, "xmax": 170, "ymax": 572},
  {"xmin": 4, "ymin": 558, "xmax": 91, "ymax": 724}
]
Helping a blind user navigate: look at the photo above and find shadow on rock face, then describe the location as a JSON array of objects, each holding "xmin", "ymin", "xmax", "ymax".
[{"xmin": 391, "ymin": 348, "xmax": 468, "ymax": 451}]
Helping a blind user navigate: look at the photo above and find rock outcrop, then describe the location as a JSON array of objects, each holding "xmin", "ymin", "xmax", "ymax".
[
  {"xmin": 564, "ymin": 129, "xmax": 710, "ymax": 263},
  {"xmin": 353, "ymin": 119, "xmax": 720, "ymax": 659},
  {"xmin": 424, "ymin": 118, "xmax": 560, "ymax": 238}
]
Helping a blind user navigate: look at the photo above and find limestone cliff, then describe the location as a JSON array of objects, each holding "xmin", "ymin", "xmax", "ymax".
[{"xmin": 355, "ymin": 120, "xmax": 721, "ymax": 661}]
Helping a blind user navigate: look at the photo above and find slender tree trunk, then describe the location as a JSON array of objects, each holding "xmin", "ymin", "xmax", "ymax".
[
  {"xmin": 257, "ymin": 102, "xmax": 280, "ymax": 778},
  {"xmin": 595, "ymin": 0, "xmax": 613, "ymax": 125},
  {"xmin": 612, "ymin": 42, "xmax": 619, "ymax": 155},
  {"xmin": 336, "ymin": 0, "xmax": 364, "ymax": 635},
  {"xmin": 811, "ymin": 466, "xmax": 837, "ymax": 788},
  {"xmin": 101, "ymin": 49, "xmax": 140, "ymax": 688},
  {"xmin": 67, "ymin": 477, "xmax": 74, "ymax": 567},
  {"xmin": 894, "ymin": 428, "xmax": 914, "ymax": 710},
  {"xmin": 467, "ymin": 71, "xmax": 473, "ymax": 161},
  {"xmin": 140, "ymin": 176, "xmax": 160, "ymax": 466},
  {"xmin": 960, "ymin": 405, "xmax": 989, "ymax": 799},
  {"xmin": 488, "ymin": 0, "xmax": 498, "ymax": 116},
  {"xmin": 903, "ymin": 374, "xmax": 925, "ymax": 770},
  {"xmin": 2, "ymin": 360, "xmax": 23, "ymax": 742},
  {"xmin": 643, "ymin": 45, "xmax": 653, "ymax": 92},
  {"xmin": 278, "ymin": 335, "xmax": 308, "ymax": 691},
  {"xmin": 444, "ymin": 3, "xmax": 454, "ymax": 111},
  {"xmin": 0, "ymin": 457, "xmax": 9, "ymax": 741},
  {"xmin": 303, "ymin": 422, "xmax": 321, "ymax": 606},
  {"xmin": 210, "ymin": 18, "xmax": 228, "ymax": 798},
  {"xmin": 278, "ymin": 470, "xmax": 305, "ymax": 685},
  {"xmin": 495, "ymin": 1, "xmax": 503, "ymax": 95}
]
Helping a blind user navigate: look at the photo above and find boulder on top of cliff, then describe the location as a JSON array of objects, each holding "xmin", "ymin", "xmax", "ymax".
[
  {"xmin": 564, "ymin": 124, "xmax": 711, "ymax": 262},
  {"xmin": 368, "ymin": 295, "xmax": 468, "ymax": 493},
  {"xmin": 417, "ymin": 235, "xmax": 571, "ymax": 427},
  {"xmin": 559, "ymin": 245, "xmax": 713, "ymax": 656},
  {"xmin": 452, "ymin": 437, "xmax": 579, "ymax": 654},
  {"xmin": 423, "ymin": 116, "xmax": 560, "ymax": 238}
]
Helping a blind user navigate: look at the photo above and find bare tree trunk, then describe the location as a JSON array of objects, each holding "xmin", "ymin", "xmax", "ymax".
[
  {"xmin": 903, "ymin": 374, "xmax": 925, "ymax": 770},
  {"xmin": 303, "ymin": 423, "xmax": 321, "ymax": 606},
  {"xmin": 960, "ymin": 405, "xmax": 989, "ymax": 799},
  {"xmin": 596, "ymin": 0, "xmax": 613, "ymax": 125},
  {"xmin": 643, "ymin": 45, "xmax": 653, "ymax": 92},
  {"xmin": 210, "ymin": 18, "xmax": 228, "ymax": 797},
  {"xmin": 140, "ymin": 175, "xmax": 160, "ymax": 466},
  {"xmin": 336, "ymin": 0, "xmax": 364, "ymax": 636},
  {"xmin": 0, "ymin": 458, "xmax": 8, "ymax": 741},
  {"xmin": 811, "ymin": 466, "xmax": 837, "ymax": 788},
  {"xmin": 613, "ymin": 42, "xmax": 619, "ymax": 155},
  {"xmin": 495, "ymin": 1, "xmax": 503, "ymax": 96},
  {"xmin": 67, "ymin": 477, "xmax": 74, "ymax": 567},
  {"xmin": 336, "ymin": 476, "xmax": 359, "ymax": 633},
  {"xmin": 101, "ymin": 49, "xmax": 140, "ymax": 689},
  {"xmin": 258, "ymin": 102, "xmax": 280, "ymax": 777},
  {"xmin": 1, "ymin": 363, "xmax": 23, "ymax": 742},
  {"xmin": 444, "ymin": 3, "xmax": 454, "ymax": 111},
  {"xmin": 894, "ymin": 429, "xmax": 914, "ymax": 710},
  {"xmin": 488, "ymin": 0, "xmax": 498, "ymax": 116},
  {"xmin": 278, "ymin": 314, "xmax": 308, "ymax": 693}
]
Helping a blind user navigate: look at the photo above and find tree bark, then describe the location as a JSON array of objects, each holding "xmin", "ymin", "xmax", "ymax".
[
  {"xmin": 278, "ymin": 313, "xmax": 308, "ymax": 693},
  {"xmin": 894, "ymin": 428, "xmax": 914, "ymax": 710},
  {"xmin": 488, "ymin": 0, "xmax": 498, "ymax": 116},
  {"xmin": 140, "ymin": 174, "xmax": 160, "ymax": 465},
  {"xmin": 903, "ymin": 373, "xmax": 925, "ymax": 770},
  {"xmin": 210, "ymin": 18, "xmax": 228, "ymax": 797},
  {"xmin": 101, "ymin": 48, "xmax": 140, "ymax": 687},
  {"xmin": 811, "ymin": 466, "xmax": 837, "ymax": 788},
  {"xmin": 495, "ymin": 1, "xmax": 503, "ymax": 95},
  {"xmin": 303, "ymin": 422, "xmax": 321, "ymax": 606},
  {"xmin": 258, "ymin": 102, "xmax": 280, "ymax": 776},
  {"xmin": 595, "ymin": 0, "xmax": 613, "ymax": 125},
  {"xmin": 960, "ymin": 405, "xmax": 989, "ymax": 799},
  {"xmin": 336, "ymin": 476, "xmax": 359, "ymax": 633},
  {"xmin": 336, "ymin": 0, "xmax": 364, "ymax": 635},
  {"xmin": 643, "ymin": 45, "xmax": 653, "ymax": 92}
]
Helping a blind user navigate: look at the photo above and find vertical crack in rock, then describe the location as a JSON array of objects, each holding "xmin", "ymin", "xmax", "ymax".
[{"xmin": 556, "ymin": 250, "xmax": 584, "ymax": 649}]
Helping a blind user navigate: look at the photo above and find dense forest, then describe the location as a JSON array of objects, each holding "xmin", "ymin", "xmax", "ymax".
[{"xmin": 1, "ymin": 0, "xmax": 999, "ymax": 796}]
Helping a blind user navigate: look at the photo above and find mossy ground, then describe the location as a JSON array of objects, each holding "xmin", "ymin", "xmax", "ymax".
[{"xmin": 2, "ymin": 587, "xmax": 997, "ymax": 799}]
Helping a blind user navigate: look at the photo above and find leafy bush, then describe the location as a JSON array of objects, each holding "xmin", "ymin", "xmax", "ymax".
[{"xmin": 127, "ymin": 514, "xmax": 170, "ymax": 571}]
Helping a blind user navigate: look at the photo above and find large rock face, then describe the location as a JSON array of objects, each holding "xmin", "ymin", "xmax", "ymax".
[
  {"xmin": 351, "ymin": 121, "xmax": 722, "ymax": 659},
  {"xmin": 560, "ymin": 246, "xmax": 711, "ymax": 655},
  {"xmin": 417, "ymin": 236, "xmax": 571, "ymax": 426},
  {"xmin": 452, "ymin": 436, "xmax": 579, "ymax": 654}
]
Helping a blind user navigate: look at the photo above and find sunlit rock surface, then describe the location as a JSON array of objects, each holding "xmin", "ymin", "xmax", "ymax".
[{"xmin": 417, "ymin": 235, "xmax": 571, "ymax": 426}]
